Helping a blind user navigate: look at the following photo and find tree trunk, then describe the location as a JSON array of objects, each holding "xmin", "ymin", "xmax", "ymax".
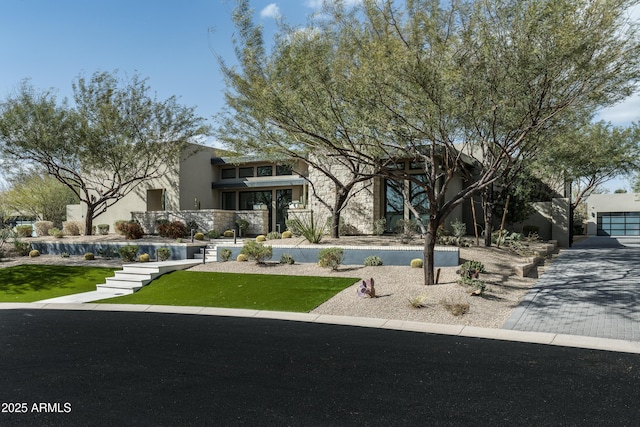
[
  {"xmin": 423, "ymin": 218, "xmax": 438, "ymax": 286},
  {"xmin": 331, "ymin": 210, "xmax": 340, "ymax": 238},
  {"xmin": 84, "ymin": 205, "xmax": 95, "ymax": 236},
  {"xmin": 483, "ymin": 187, "xmax": 493, "ymax": 247}
]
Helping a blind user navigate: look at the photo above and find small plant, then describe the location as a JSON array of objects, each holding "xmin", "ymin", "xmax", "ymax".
[
  {"xmin": 122, "ymin": 222, "xmax": 144, "ymax": 240},
  {"xmin": 194, "ymin": 232, "xmax": 205, "ymax": 241},
  {"xmin": 408, "ymin": 295, "xmax": 428, "ymax": 309},
  {"xmin": 410, "ymin": 258, "xmax": 423, "ymax": 268},
  {"xmin": 118, "ymin": 245, "xmax": 139, "ymax": 262},
  {"xmin": 158, "ymin": 220, "xmax": 187, "ymax": 239},
  {"xmin": 364, "ymin": 256, "xmax": 383, "ymax": 267},
  {"xmin": 282, "ymin": 230, "xmax": 293, "ymax": 239},
  {"xmin": 266, "ymin": 231, "xmax": 281, "ymax": 240},
  {"xmin": 395, "ymin": 218, "xmax": 419, "ymax": 242},
  {"xmin": 207, "ymin": 229, "xmax": 220, "ymax": 239},
  {"xmin": 458, "ymin": 277, "xmax": 487, "ymax": 295},
  {"xmin": 318, "ymin": 247, "xmax": 344, "ymax": 270},
  {"xmin": 61, "ymin": 252, "xmax": 70, "ymax": 258},
  {"xmin": 15, "ymin": 225, "xmax": 33, "ymax": 238},
  {"xmin": 287, "ymin": 213, "xmax": 326, "ymax": 243},
  {"xmin": 235, "ymin": 218, "xmax": 250, "ymax": 236},
  {"xmin": 29, "ymin": 249, "xmax": 40, "ymax": 258},
  {"xmin": 62, "ymin": 221, "xmax": 83, "ymax": 236},
  {"xmin": 139, "ymin": 253, "xmax": 151, "ymax": 262},
  {"xmin": 13, "ymin": 239, "xmax": 31, "ymax": 256},
  {"xmin": 237, "ymin": 253, "xmax": 249, "ymax": 262},
  {"xmin": 35, "ymin": 221, "xmax": 54, "ymax": 237},
  {"xmin": 156, "ymin": 247, "xmax": 171, "ymax": 261},
  {"xmin": 48, "ymin": 227, "xmax": 64, "ymax": 238},
  {"xmin": 115, "ymin": 220, "xmax": 129, "ymax": 235},
  {"xmin": 84, "ymin": 252, "xmax": 95, "ymax": 261},
  {"xmin": 441, "ymin": 298, "xmax": 470, "ymax": 316},
  {"xmin": 240, "ymin": 240, "xmax": 273, "ymax": 264},
  {"xmin": 451, "ymin": 219, "xmax": 466, "ymax": 240},
  {"xmin": 280, "ymin": 253, "xmax": 295, "ymax": 265},
  {"xmin": 256, "ymin": 235, "xmax": 267, "ymax": 242},
  {"xmin": 97, "ymin": 247, "xmax": 117, "ymax": 259},
  {"xmin": 97, "ymin": 224, "xmax": 110, "ymax": 235},
  {"xmin": 373, "ymin": 217, "xmax": 387, "ymax": 236},
  {"xmin": 458, "ymin": 260, "xmax": 486, "ymax": 279},
  {"xmin": 223, "ymin": 229, "xmax": 235, "ymax": 238},
  {"xmin": 220, "ymin": 248, "xmax": 232, "ymax": 262}
]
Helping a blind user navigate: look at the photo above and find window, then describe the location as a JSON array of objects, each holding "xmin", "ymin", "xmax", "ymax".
[
  {"xmin": 221, "ymin": 168, "xmax": 236, "ymax": 179},
  {"xmin": 222, "ymin": 192, "xmax": 236, "ymax": 210},
  {"xmin": 276, "ymin": 164, "xmax": 293, "ymax": 176},
  {"xmin": 257, "ymin": 166, "xmax": 273, "ymax": 177},
  {"xmin": 239, "ymin": 167, "xmax": 254, "ymax": 178}
]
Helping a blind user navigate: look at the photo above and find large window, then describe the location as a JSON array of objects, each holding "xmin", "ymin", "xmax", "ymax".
[{"xmin": 384, "ymin": 174, "xmax": 429, "ymax": 233}]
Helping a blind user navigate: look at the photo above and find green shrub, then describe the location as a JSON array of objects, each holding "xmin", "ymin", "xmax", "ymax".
[
  {"xmin": 235, "ymin": 218, "xmax": 250, "ymax": 236},
  {"xmin": 237, "ymin": 253, "xmax": 249, "ymax": 262},
  {"xmin": 194, "ymin": 232, "xmax": 205, "ymax": 241},
  {"xmin": 318, "ymin": 247, "xmax": 344, "ymax": 270},
  {"xmin": 220, "ymin": 248, "xmax": 232, "ymax": 262},
  {"xmin": 458, "ymin": 260, "xmax": 486, "ymax": 279},
  {"xmin": 115, "ymin": 220, "xmax": 129, "ymax": 235},
  {"xmin": 240, "ymin": 240, "xmax": 273, "ymax": 264},
  {"xmin": 287, "ymin": 214, "xmax": 326, "ymax": 244},
  {"xmin": 14, "ymin": 239, "xmax": 31, "ymax": 256},
  {"xmin": 373, "ymin": 217, "xmax": 387, "ymax": 236},
  {"xmin": 223, "ymin": 229, "xmax": 235, "ymax": 238},
  {"xmin": 139, "ymin": 253, "xmax": 150, "ymax": 262},
  {"xmin": 61, "ymin": 252, "xmax": 70, "ymax": 258},
  {"xmin": 15, "ymin": 225, "xmax": 33, "ymax": 238},
  {"xmin": 118, "ymin": 245, "xmax": 139, "ymax": 262},
  {"xmin": 158, "ymin": 221, "xmax": 187, "ymax": 239},
  {"xmin": 451, "ymin": 219, "xmax": 466, "ymax": 239},
  {"xmin": 280, "ymin": 253, "xmax": 295, "ymax": 265},
  {"xmin": 84, "ymin": 252, "xmax": 95, "ymax": 261},
  {"xmin": 410, "ymin": 258, "xmax": 423, "ymax": 268},
  {"xmin": 122, "ymin": 222, "xmax": 144, "ymax": 240},
  {"xmin": 266, "ymin": 231, "xmax": 281, "ymax": 240},
  {"xmin": 35, "ymin": 221, "xmax": 54, "ymax": 237},
  {"xmin": 364, "ymin": 256, "xmax": 383, "ymax": 267},
  {"xmin": 29, "ymin": 249, "xmax": 40, "ymax": 258},
  {"xmin": 97, "ymin": 224, "xmax": 110, "ymax": 235},
  {"xmin": 256, "ymin": 235, "xmax": 267, "ymax": 242},
  {"xmin": 48, "ymin": 227, "xmax": 64, "ymax": 238},
  {"xmin": 282, "ymin": 230, "xmax": 293, "ymax": 239},
  {"xmin": 156, "ymin": 247, "xmax": 171, "ymax": 261},
  {"xmin": 207, "ymin": 229, "xmax": 220, "ymax": 239}
]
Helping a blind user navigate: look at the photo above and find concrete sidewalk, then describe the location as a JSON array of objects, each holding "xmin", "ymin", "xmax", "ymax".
[{"xmin": 503, "ymin": 236, "xmax": 640, "ymax": 341}]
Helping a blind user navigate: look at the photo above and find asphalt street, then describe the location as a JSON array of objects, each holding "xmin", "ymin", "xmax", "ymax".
[{"xmin": 1, "ymin": 309, "xmax": 639, "ymax": 426}]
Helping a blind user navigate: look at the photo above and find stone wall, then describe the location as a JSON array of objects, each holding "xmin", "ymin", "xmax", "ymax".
[{"xmin": 132, "ymin": 209, "xmax": 269, "ymax": 235}]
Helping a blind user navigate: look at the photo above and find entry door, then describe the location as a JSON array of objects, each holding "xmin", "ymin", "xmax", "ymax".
[{"xmin": 276, "ymin": 189, "xmax": 292, "ymax": 233}]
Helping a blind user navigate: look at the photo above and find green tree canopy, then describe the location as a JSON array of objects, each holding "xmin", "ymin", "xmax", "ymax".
[{"xmin": 0, "ymin": 71, "xmax": 209, "ymax": 234}]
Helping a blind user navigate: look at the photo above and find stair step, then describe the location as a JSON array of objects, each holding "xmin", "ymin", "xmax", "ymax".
[
  {"xmin": 95, "ymin": 284, "xmax": 136, "ymax": 295},
  {"xmin": 113, "ymin": 272, "xmax": 156, "ymax": 281},
  {"xmin": 105, "ymin": 277, "xmax": 150, "ymax": 288},
  {"xmin": 122, "ymin": 265, "xmax": 161, "ymax": 274}
]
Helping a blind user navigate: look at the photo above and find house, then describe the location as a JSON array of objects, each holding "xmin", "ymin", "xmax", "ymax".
[{"xmin": 586, "ymin": 193, "xmax": 640, "ymax": 236}]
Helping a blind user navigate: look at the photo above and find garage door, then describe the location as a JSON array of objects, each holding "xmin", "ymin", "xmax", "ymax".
[{"xmin": 597, "ymin": 212, "xmax": 640, "ymax": 236}]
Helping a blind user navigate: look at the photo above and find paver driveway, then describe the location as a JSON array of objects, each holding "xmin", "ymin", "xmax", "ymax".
[{"xmin": 503, "ymin": 236, "xmax": 640, "ymax": 341}]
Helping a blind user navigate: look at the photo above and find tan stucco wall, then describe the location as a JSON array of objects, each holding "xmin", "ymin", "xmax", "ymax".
[{"xmin": 179, "ymin": 145, "xmax": 218, "ymax": 210}]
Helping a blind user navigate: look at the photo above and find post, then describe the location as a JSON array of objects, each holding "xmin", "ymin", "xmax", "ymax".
[
  {"xmin": 233, "ymin": 229, "xmax": 236, "ymax": 244},
  {"xmin": 471, "ymin": 198, "xmax": 479, "ymax": 246},
  {"xmin": 496, "ymin": 195, "xmax": 510, "ymax": 249}
]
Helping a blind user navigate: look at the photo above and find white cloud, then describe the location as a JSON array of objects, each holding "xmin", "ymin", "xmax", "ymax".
[
  {"xmin": 260, "ymin": 3, "xmax": 281, "ymax": 19},
  {"xmin": 597, "ymin": 94, "xmax": 640, "ymax": 126}
]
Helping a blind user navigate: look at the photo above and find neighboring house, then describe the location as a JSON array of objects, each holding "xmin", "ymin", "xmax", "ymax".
[
  {"xmin": 67, "ymin": 142, "xmax": 571, "ymax": 244},
  {"xmin": 586, "ymin": 193, "xmax": 640, "ymax": 236}
]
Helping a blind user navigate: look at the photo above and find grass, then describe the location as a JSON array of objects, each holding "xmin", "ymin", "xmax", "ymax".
[
  {"xmin": 0, "ymin": 265, "xmax": 117, "ymax": 302},
  {"xmin": 96, "ymin": 271, "xmax": 359, "ymax": 312}
]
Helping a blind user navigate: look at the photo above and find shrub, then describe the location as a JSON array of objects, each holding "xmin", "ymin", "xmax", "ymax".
[
  {"xmin": 207, "ymin": 229, "xmax": 220, "ymax": 239},
  {"xmin": 97, "ymin": 224, "xmax": 110, "ymax": 235},
  {"xmin": 122, "ymin": 222, "xmax": 144, "ymax": 240},
  {"xmin": 410, "ymin": 258, "xmax": 423, "ymax": 268},
  {"xmin": 237, "ymin": 253, "xmax": 249, "ymax": 262},
  {"xmin": 35, "ymin": 221, "xmax": 54, "ymax": 237},
  {"xmin": 62, "ymin": 221, "xmax": 83, "ymax": 236},
  {"xmin": 186, "ymin": 220, "xmax": 199, "ymax": 232},
  {"xmin": 282, "ymin": 230, "xmax": 293, "ymax": 239},
  {"xmin": 235, "ymin": 218, "xmax": 250, "ymax": 236},
  {"xmin": 256, "ymin": 235, "xmax": 267, "ymax": 242},
  {"xmin": 48, "ymin": 227, "xmax": 64, "ymax": 238},
  {"xmin": 220, "ymin": 248, "xmax": 232, "ymax": 262},
  {"xmin": 318, "ymin": 247, "xmax": 344, "ymax": 270},
  {"xmin": 223, "ymin": 229, "xmax": 235, "ymax": 238},
  {"xmin": 156, "ymin": 247, "xmax": 171, "ymax": 261},
  {"xmin": 373, "ymin": 217, "xmax": 387, "ymax": 236},
  {"xmin": 458, "ymin": 260, "xmax": 486, "ymax": 279},
  {"xmin": 158, "ymin": 220, "xmax": 187, "ymax": 239},
  {"xmin": 266, "ymin": 231, "xmax": 281, "ymax": 240},
  {"xmin": 115, "ymin": 220, "xmax": 129, "ymax": 235},
  {"xmin": 29, "ymin": 249, "xmax": 40, "ymax": 258},
  {"xmin": 240, "ymin": 240, "xmax": 273, "ymax": 264},
  {"xmin": 61, "ymin": 252, "xmax": 70, "ymax": 258},
  {"xmin": 194, "ymin": 232, "xmax": 205, "ymax": 241},
  {"xmin": 395, "ymin": 219, "xmax": 420, "ymax": 241},
  {"xmin": 364, "ymin": 256, "xmax": 383, "ymax": 267},
  {"xmin": 451, "ymin": 219, "xmax": 466, "ymax": 239},
  {"xmin": 13, "ymin": 239, "xmax": 31, "ymax": 256},
  {"xmin": 287, "ymin": 214, "xmax": 326, "ymax": 244},
  {"xmin": 118, "ymin": 245, "xmax": 139, "ymax": 262},
  {"xmin": 15, "ymin": 225, "xmax": 33, "ymax": 238},
  {"xmin": 139, "ymin": 253, "xmax": 151, "ymax": 262},
  {"xmin": 280, "ymin": 253, "xmax": 295, "ymax": 265},
  {"xmin": 97, "ymin": 247, "xmax": 117, "ymax": 259},
  {"xmin": 441, "ymin": 298, "xmax": 470, "ymax": 316},
  {"xmin": 84, "ymin": 252, "xmax": 95, "ymax": 261}
]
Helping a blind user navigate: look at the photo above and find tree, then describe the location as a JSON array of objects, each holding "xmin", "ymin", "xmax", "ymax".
[
  {"xmin": 1, "ymin": 172, "xmax": 78, "ymax": 226},
  {"xmin": 0, "ymin": 71, "xmax": 209, "ymax": 234},
  {"xmin": 219, "ymin": 0, "xmax": 640, "ymax": 285}
]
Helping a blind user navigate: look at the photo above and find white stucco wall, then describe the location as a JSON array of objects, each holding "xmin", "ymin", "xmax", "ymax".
[{"xmin": 586, "ymin": 193, "xmax": 640, "ymax": 235}]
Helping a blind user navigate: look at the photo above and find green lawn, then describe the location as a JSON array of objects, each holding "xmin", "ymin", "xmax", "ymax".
[
  {"xmin": 96, "ymin": 271, "xmax": 359, "ymax": 312},
  {"xmin": 0, "ymin": 265, "xmax": 117, "ymax": 302}
]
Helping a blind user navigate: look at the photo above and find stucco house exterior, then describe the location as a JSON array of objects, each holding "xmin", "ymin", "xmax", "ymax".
[{"xmin": 586, "ymin": 193, "xmax": 640, "ymax": 236}]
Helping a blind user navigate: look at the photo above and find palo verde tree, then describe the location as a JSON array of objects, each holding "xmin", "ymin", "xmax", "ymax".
[{"xmin": 0, "ymin": 71, "xmax": 209, "ymax": 235}]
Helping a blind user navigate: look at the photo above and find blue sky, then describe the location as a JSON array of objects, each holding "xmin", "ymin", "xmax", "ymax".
[{"xmin": 0, "ymin": 0, "xmax": 638, "ymax": 190}]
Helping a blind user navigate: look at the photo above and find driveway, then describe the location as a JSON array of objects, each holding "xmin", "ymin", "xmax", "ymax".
[{"xmin": 503, "ymin": 236, "xmax": 640, "ymax": 341}]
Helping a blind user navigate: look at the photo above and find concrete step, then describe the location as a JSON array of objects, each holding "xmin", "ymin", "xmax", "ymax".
[
  {"xmin": 113, "ymin": 271, "xmax": 157, "ymax": 282},
  {"xmin": 105, "ymin": 277, "xmax": 151, "ymax": 288},
  {"xmin": 122, "ymin": 265, "xmax": 161, "ymax": 275},
  {"xmin": 96, "ymin": 282, "xmax": 139, "ymax": 294}
]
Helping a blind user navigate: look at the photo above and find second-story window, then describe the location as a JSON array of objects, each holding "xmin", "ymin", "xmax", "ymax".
[
  {"xmin": 221, "ymin": 168, "xmax": 236, "ymax": 179},
  {"xmin": 276, "ymin": 164, "xmax": 293, "ymax": 176},
  {"xmin": 239, "ymin": 167, "xmax": 254, "ymax": 178},
  {"xmin": 257, "ymin": 166, "xmax": 273, "ymax": 177}
]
